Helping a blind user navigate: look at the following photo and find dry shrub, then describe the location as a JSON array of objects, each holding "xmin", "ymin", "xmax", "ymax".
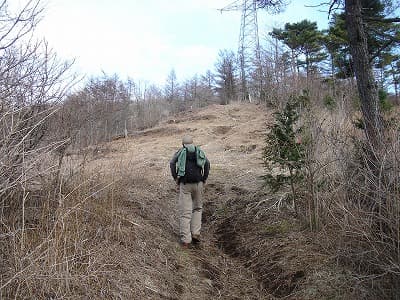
[
  {"xmin": 0, "ymin": 160, "xmax": 180, "ymax": 299},
  {"xmin": 213, "ymin": 187, "xmax": 355, "ymax": 299},
  {"xmin": 298, "ymin": 86, "xmax": 400, "ymax": 298},
  {"xmin": 300, "ymin": 102, "xmax": 357, "ymax": 230},
  {"xmin": 330, "ymin": 126, "xmax": 400, "ymax": 299},
  {"xmin": 300, "ymin": 86, "xmax": 400, "ymax": 298},
  {"xmin": 212, "ymin": 83, "xmax": 399, "ymax": 298}
]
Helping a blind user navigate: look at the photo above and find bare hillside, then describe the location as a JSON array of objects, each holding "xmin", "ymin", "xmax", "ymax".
[
  {"xmin": 12, "ymin": 102, "xmax": 354, "ymax": 299},
  {"xmin": 83, "ymin": 102, "xmax": 270, "ymax": 299}
]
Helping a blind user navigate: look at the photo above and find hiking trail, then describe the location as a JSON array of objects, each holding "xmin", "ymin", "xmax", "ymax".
[
  {"xmin": 82, "ymin": 103, "xmax": 347, "ymax": 299},
  {"xmin": 89, "ymin": 103, "xmax": 269, "ymax": 299}
]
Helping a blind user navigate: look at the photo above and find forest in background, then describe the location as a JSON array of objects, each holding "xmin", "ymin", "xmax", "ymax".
[{"xmin": 1, "ymin": 0, "xmax": 400, "ymax": 299}]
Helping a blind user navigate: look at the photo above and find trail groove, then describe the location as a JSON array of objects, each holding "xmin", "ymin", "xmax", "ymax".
[{"xmin": 99, "ymin": 103, "xmax": 271, "ymax": 299}]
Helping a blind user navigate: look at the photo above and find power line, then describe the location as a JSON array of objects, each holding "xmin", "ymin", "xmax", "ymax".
[{"xmin": 221, "ymin": 0, "xmax": 262, "ymax": 101}]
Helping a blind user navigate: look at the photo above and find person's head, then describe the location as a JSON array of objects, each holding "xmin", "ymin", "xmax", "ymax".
[{"xmin": 182, "ymin": 135, "xmax": 193, "ymax": 147}]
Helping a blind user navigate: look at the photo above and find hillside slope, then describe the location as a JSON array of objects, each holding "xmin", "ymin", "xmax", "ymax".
[
  {"xmin": 88, "ymin": 103, "xmax": 269, "ymax": 299},
  {"xmin": 59, "ymin": 102, "xmax": 353, "ymax": 299}
]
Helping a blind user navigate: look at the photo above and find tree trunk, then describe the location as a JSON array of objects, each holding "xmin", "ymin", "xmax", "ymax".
[
  {"xmin": 345, "ymin": 0, "xmax": 383, "ymax": 150},
  {"xmin": 391, "ymin": 63, "xmax": 399, "ymax": 104}
]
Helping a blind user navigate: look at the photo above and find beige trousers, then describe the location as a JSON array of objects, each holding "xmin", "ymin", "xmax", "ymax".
[{"xmin": 178, "ymin": 182, "xmax": 203, "ymax": 243}]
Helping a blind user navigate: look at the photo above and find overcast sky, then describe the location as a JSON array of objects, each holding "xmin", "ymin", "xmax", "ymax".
[{"xmin": 32, "ymin": 0, "xmax": 330, "ymax": 85}]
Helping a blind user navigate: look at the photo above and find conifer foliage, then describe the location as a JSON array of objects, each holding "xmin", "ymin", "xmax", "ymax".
[{"xmin": 263, "ymin": 96, "xmax": 306, "ymax": 213}]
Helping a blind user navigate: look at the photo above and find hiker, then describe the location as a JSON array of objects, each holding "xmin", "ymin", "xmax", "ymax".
[{"xmin": 170, "ymin": 135, "xmax": 210, "ymax": 248}]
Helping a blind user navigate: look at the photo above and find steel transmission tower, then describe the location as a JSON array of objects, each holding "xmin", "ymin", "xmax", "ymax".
[{"xmin": 221, "ymin": 0, "xmax": 262, "ymax": 102}]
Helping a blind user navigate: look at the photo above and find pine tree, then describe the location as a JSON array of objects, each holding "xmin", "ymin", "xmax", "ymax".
[
  {"xmin": 263, "ymin": 96, "xmax": 306, "ymax": 214},
  {"xmin": 271, "ymin": 20, "xmax": 326, "ymax": 78}
]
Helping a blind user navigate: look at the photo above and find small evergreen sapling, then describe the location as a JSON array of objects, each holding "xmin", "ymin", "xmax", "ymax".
[{"xmin": 263, "ymin": 96, "xmax": 306, "ymax": 214}]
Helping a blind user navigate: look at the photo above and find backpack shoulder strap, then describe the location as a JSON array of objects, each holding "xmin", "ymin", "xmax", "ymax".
[
  {"xmin": 177, "ymin": 147, "xmax": 187, "ymax": 177},
  {"xmin": 195, "ymin": 146, "xmax": 206, "ymax": 168}
]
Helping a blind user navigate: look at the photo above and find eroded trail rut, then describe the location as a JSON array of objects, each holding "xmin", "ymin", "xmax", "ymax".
[
  {"xmin": 167, "ymin": 182, "xmax": 270, "ymax": 300},
  {"xmin": 98, "ymin": 103, "xmax": 272, "ymax": 299}
]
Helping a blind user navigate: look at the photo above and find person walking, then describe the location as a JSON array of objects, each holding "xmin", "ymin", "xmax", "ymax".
[{"xmin": 170, "ymin": 135, "xmax": 210, "ymax": 248}]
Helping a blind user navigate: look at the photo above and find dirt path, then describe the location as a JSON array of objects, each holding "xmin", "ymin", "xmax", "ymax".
[{"xmin": 91, "ymin": 103, "xmax": 273, "ymax": 299}]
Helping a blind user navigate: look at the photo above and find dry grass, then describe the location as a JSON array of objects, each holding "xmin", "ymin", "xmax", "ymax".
[
  {"xmin": 1, "ymin": 166, "xmax": 179, "ymax": 299},
  {"xmin": 3, "ymin": 100, "xmax": 396, "ymax": 299},
  {"xmin": 0, "ymin": 103, "xmax": 273, "ymax": 299},
  {"xmin": 212, "ymin": 185, "xmax": 374, "ymax": 299}
]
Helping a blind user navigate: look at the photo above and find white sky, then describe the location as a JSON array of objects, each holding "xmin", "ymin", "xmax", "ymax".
[{"xmin": 32, "ymin": 0, "xmax": 330, "ymax": 85}]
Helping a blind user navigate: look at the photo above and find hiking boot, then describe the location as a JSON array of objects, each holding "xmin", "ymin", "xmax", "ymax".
[
  {"xmin": 180, "ymin": 242, "xmax": 191, "ymax": 249},
  {"xmin": 191, "ymin": 235, "xmax": 201, "ymax": 245}
]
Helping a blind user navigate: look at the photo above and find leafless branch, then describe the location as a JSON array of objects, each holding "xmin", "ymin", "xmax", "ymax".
[{"xmin": 0, "ymin": 0, "xmax": 44, "ymax": 51}]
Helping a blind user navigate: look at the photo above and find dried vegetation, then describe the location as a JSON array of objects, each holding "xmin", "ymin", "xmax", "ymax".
[{"xmin": 2, "ymin": 94, "xmax": 400, "ymax": 299}]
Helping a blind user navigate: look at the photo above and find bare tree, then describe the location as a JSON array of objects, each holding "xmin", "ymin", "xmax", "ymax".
[
  {"xmin": 0, "ymin": 0, "xmax": 43, "ymax": 51},
  {"xmin": 199, "ymin": 70, "xmax": 217, "ymax": 105},
  {"xmin": 0, "ymin": 0, "xmax": 74, "ymax": 198},
  {"xmin": 164, "ymin": 68, "xmax": 183, "ymax": 112},
  {"xmin": 255, "ymin": 0, "xmax": 288, "ymax": 12},
  {"xmin": 164, "ymin": 69, "xmax": 178, "ymax": 102},
  {"xmin": 215, "ymin": 50, "xmax": 238, "ymax": 104}
]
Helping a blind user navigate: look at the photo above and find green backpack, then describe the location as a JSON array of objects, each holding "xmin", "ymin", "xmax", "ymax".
[{"xmin": 177, "ymin": 146, "xmax": 206, "ymax": 177}]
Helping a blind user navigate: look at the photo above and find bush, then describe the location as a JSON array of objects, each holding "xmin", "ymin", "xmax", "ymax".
[
  {"xmin": 323, "ymin": 95, "xmax": 336, "ymax": 111},
  {"xmin": 379, "ymin": 89, "xmax": 393, "ymax": 112},
  {"xmin": 263, "ymin": 95, "xmax": 306, "ymax": 214}
]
